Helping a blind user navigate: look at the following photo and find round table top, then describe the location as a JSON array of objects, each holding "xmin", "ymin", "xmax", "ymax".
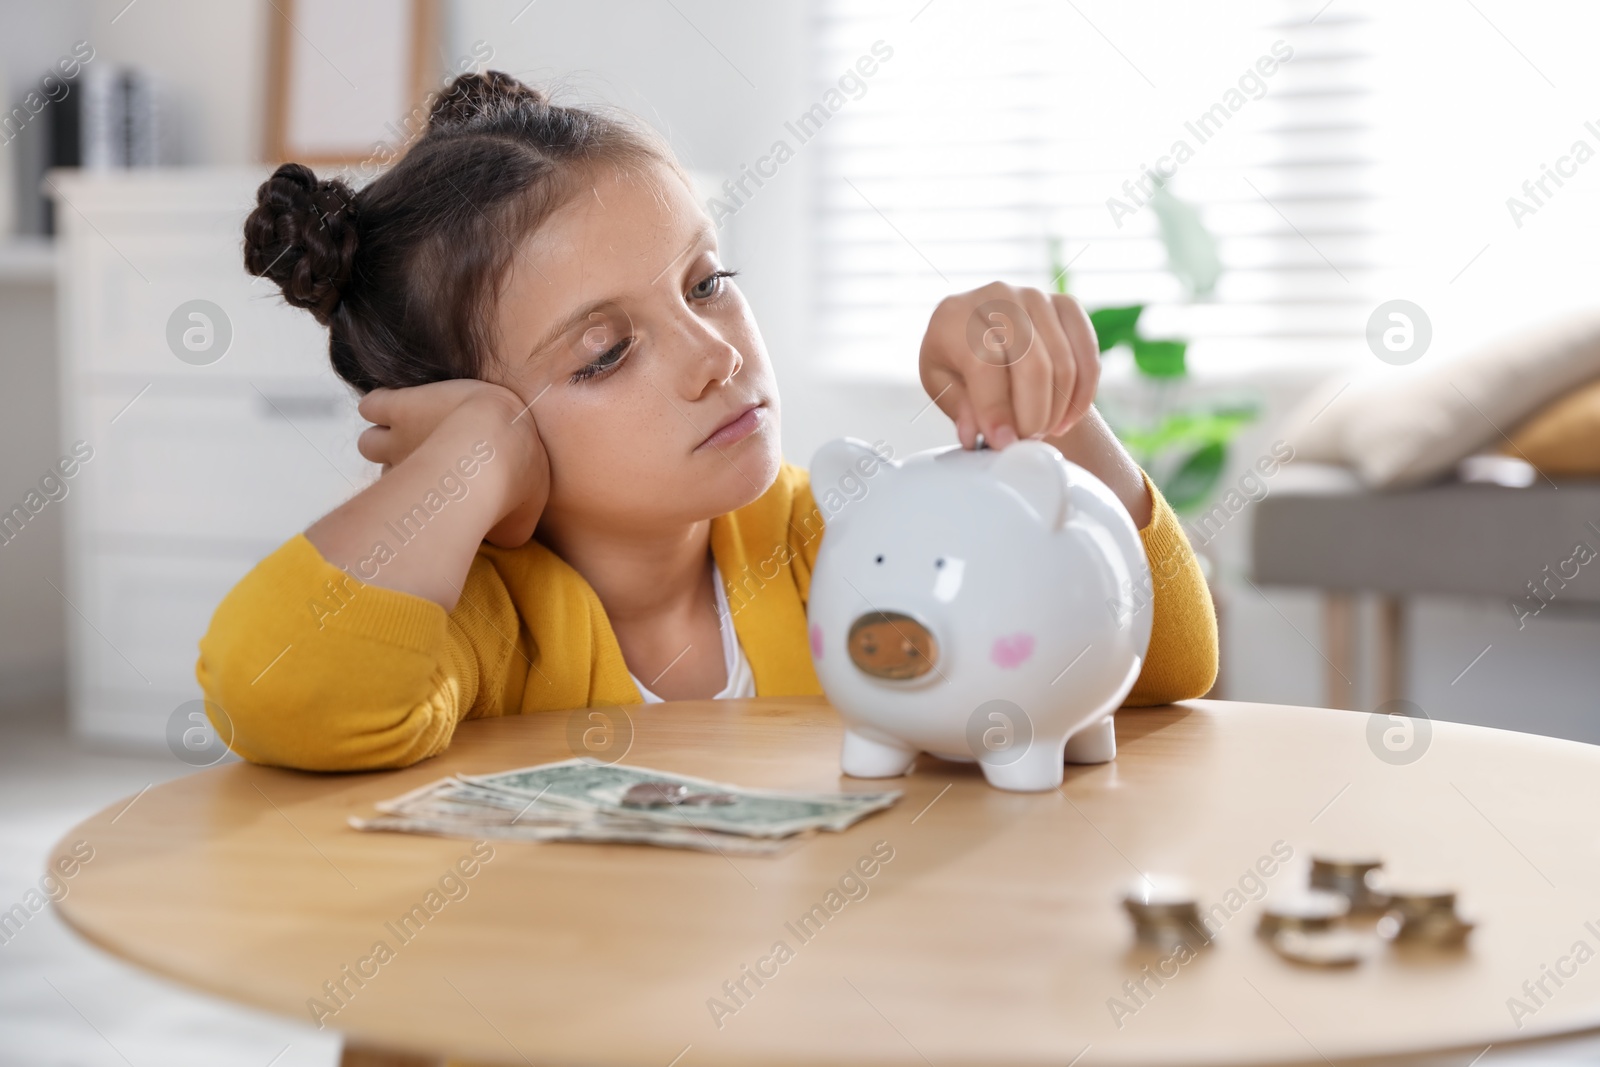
[{"xmin": 49, "ymin": 697, "xmax": 1600, "ymax": 1066}]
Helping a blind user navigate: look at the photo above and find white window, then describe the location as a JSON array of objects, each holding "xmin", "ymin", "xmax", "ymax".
[
  {"xmin": 814, "ymin": 0, "xmax": 1600, "ymax": 383},
  {"xmin": 810, "ymin": 0, "xmax": 1381, "ymax": 380}
]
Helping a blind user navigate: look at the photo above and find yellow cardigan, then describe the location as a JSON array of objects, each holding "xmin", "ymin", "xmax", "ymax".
[{"xmin": 196, "ymin": 461, "xmax": 1218, "ymax": 771}]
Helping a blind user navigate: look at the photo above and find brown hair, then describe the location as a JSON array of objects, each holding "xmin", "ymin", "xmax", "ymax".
[{"xmin": 243, "ymin": 70, "xmax": 686, "ymax": 392}]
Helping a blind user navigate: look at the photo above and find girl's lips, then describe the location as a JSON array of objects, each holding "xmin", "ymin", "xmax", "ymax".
[{"xmin": 698, "ymin": 402, "xmax": 765, "ymax": 450}]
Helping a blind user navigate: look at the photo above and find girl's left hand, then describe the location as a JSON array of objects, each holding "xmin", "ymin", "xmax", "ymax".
[{"xmin": 919, "ymin": 282, "xmax": 1100, "ymax": 450}]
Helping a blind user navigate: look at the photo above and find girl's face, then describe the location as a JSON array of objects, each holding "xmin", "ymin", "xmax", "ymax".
[{"xmin": 490, "ymin": 160, "xmax": 782, "ymax": 533}]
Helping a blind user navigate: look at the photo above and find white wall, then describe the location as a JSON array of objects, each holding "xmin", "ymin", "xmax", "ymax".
[
  {"xmin": 0, "ymin": 277, "xmax": 64, "ymax": 706},
  {"xmin": 0, "ymin": 2, "xmax": 90, "ymax": 115},
  {"xmin": 85, "ymin": 0, "xmax": 267, "ymax": 165},
  {"xmin": 0, "ymin": 2, "xmax": 87, "ymax": 707},
  {"xmin": 0, "ymin": 0, "xmax": 265, "ymax": 172}
]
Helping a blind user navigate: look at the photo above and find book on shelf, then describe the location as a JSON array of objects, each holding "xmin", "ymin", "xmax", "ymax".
[{"xmin": 11, "ymin": 64, "xmax": 173, "ymax": 236}]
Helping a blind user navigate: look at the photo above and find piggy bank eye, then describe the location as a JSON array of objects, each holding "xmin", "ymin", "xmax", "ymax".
[
  {"xmin": 875, "ymin": 554, "xmax": 884, "ymax": 564},
  {"xmin": 935, "ymin": 557, "xmax": 945, "ymax": 568}
]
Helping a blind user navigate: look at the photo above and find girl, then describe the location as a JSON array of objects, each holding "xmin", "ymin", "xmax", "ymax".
[{"xmin": 200, "ymin": 71, "xmax": 1217, "ymax": 771}]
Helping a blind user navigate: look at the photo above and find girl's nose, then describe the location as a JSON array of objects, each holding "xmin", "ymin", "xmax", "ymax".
[
  {"xmin": 713, "ymin": 340, "xmax": 743, "ymax": 385},
  {"xmin": 679, "ymin": 315, "xmax": 742, "ymax": 394}
]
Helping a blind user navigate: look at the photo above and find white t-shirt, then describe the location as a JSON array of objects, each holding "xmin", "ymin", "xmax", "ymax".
[{"xmin": 627, "ymin": 559, "xmax": 756, "ymax": 703}]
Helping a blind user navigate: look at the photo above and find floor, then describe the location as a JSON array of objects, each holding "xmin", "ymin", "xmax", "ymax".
[
  {"xmin": 0, "ymin": 701, "xmax": 341, "ymax": 1067},
  {"xmin": 6, "ymin": 700, "xmax": 1600, "ymax": 1066}
]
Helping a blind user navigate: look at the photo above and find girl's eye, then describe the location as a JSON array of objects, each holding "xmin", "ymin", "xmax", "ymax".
[
  {"xmin": 690, "ymin": 268, "xmax": 739, "ymax": 302},
  {"xmin": 570, "ymin": 337, "xmax": 632, "ymax": 383},
  {"xmin": 568, "ymin": 270, "xmax": 737, "ymax": 384}
]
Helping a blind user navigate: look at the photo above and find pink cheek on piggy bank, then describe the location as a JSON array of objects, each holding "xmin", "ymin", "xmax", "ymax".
[
  {"xmin": 810, "ymin": 624, "xmax": 825, "ymax": 659},
  {"xmin": 990, "ymin": 632, "xmax": 1035, "ymax": 669}
]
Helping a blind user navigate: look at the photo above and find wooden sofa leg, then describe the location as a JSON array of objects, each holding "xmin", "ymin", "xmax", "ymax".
[
  {"xmin": 1323, "ymin": 591, "xmax": 1357, "ymax": 710},
  {"xmin": 1376, "ymin": 595, "xmax": 1406, "ymax": 706}
]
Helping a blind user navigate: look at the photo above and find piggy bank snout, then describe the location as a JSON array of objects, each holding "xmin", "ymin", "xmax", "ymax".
[{"xmin": 847, "ymin": 610, "xmax": 939, "ymax": 680}]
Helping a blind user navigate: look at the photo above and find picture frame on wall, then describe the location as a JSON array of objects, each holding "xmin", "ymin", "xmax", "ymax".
[{"xmin": 265, "ymin": 0, "xmax": 441, "ymax": 165}]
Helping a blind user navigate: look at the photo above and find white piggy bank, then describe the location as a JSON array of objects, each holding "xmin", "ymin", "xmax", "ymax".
[{"xmin": 807, "ymin": 438, "xmax": 1154, "ymax": 792}]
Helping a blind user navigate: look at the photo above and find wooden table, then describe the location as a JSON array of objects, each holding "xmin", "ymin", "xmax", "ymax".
[{"xmin": 48, "ymin": 696, "xmax": 1600, "ymax": 1066}]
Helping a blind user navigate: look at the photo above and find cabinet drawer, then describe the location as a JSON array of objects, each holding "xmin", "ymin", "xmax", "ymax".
[
  {"xmin": 80, "ymin": 382, "xmax": 373, "ymax": 544},
  {"xmin": 68, "ymin": 549, "xmax": 267, "ymax": 694},
  {"xmin": 74, "ymin": 226, "xmax": 332, "ymax": 380}
]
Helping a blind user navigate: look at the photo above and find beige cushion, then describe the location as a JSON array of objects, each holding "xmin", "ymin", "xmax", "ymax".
[
  {"xmin": 1280, "ymin": 311, "xmax": 1600, "ymax": 488},
  {"xmin": 1498, "ymin": 375, "xmax": 1600, "ymax": 476}
]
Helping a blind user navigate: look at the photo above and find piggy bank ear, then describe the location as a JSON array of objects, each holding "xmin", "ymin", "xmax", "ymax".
[
  {"xmin": 809, "ymin": 437, "xmax": 895, "ymax": 528},
  {"xmin": 990, "ymin": 441, "xmax": 1070, "ymax": 531}
]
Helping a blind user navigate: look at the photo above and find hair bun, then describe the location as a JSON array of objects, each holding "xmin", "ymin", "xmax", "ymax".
[
  {"xmin": 428, "ymin": 70, "xmax": 547, "ymax": 132},
  {"xmin": 243, "ymin": 162, "xmax": 359, "ymax": 324}
]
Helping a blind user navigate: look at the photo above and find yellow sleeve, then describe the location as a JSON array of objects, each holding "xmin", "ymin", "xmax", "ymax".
[
  {"xmin": 1124, "ymin": 471, "xmax": 1219, "ymax": 705},
  {"xmin": 195, "ymin": 534, "xmax": 522, "ymax": 771}
]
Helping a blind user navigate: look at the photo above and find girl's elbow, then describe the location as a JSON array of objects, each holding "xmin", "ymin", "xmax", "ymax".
[
  {"xmin": 1122, "ymin": 621, "xmax": 1220, "ymax": 707},
  {"xmin": 197, "ymin": 649, "xmax": 459, "ymax": 772}
]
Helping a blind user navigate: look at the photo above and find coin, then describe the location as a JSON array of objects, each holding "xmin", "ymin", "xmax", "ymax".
[
  {"xmin": 1309, "ymin": 853, "xmax": 1389, "ymax": 913},
  {"xmin": 1381, "ymin": 886, "xmax": 1457, "ymax": 921},
  {"xmin": 622, "ymin": 782, "xmax": 691, "ymax": 807},
  {"xmin": 621, "ymin": 782, "xmax": 739, "ymax": 807},
  {"xmin": 1127, "ymin": 917, "xmax": 1207, "ymax": 953},
  {"xmin": 1377, "ymin": 908, "xmax": 1476, "ymax": 947},
  {"xmin": 1309, "ymin": 854, "xmax": 1382, "ymax": 881},
  {"xmin": 1366, "ymin": 875, "xmax": 1474, "ymax": 947},
  {"xmin": 1123, "ymin": 876, "xmax": 1197, "ymax": 917},
  {"xmin": 1123, "ymin": 885, "xmax": 1201, "ymax": 929},
  {"xmin": 1271, "ymin": 928, "xmax": 1372, "ymax": 967},
  {"xmin": 678, "ymin": 791, "xmax": 738, "ymax": 806},
  {"xmin": 1122, "ymin": 877, "xmax": 1209, "ymax": 950},
  {"xmin": 1257, "ymin": 889, "xmax": 1349, "ymax": 938}
]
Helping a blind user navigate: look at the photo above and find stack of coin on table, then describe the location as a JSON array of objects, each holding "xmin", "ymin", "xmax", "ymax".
[
  {"xmin": 1121, "ymin": 877, "xmax": 1212, "ymax": 954},
  {"xmin": 1310, "ymin": 854, "xmax": 1477, "ymax": 946},
  {"xmin": 1309, "ymin": 854, "xmax": 1389, "ymax": 913},
  {"xmin": 1370, "ymin": 880, "xmax": 1476, "ymax": 948},
  {"xmin": 1262, "ymin": 853, "xmax": 1475, "ymax": 966},
  {"xmin": 1121, "ymin": 853, "xmax": 1474, "ymax": 968},
  {"xmin": 1256, "ymin": 887, "xmax": 1367, "ymax": 966}
]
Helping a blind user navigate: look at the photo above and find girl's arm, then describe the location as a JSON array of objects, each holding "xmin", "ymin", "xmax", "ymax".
[
  {"xmin": 1039, "ymin": 405, "xmax": 1153, "ymax": 528},
  {"xmin": 918, "ymin": 283, "xmax": 1217, "ymax": 702},
  {"xmin": 195, "ymin": 379, "xmax": 550, "ymax": 771},
  {"xmin": 307, "ymin": 380, "xmax": 549, "ymax": 610}
]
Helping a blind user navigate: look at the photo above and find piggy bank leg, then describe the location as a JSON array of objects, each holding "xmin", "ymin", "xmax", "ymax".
[
  {"xmin": 841, "ymin": 728, "xmax": 918, "ymax": 778},
  {"xmin": 1063, "ymin": 716, "xmax": 1116, "ymax": 765},
  {"xmin": 979, "ymin": 736, "xmax": 1069, "ymax": 792}
]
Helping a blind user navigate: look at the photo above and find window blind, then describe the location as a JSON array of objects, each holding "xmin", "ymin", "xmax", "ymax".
[{"xmin": 810, "ymin": 0, "xmax": 1380, "ymax": 378}]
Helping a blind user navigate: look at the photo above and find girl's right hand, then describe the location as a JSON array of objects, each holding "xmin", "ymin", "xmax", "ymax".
[{"xmin": 356, "ymin": 379, "xmax": 550, "ymax": 548}]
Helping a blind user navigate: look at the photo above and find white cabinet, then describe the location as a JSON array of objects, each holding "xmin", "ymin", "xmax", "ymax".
[{"xmin": 50, "ymin": 168, "xmax": 370, "ymax": 744}]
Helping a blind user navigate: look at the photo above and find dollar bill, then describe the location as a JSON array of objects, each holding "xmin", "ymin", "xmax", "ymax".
[
  {"xmin": 374, "ymin": 777, "xmax": 601, "ymax": 824},
  {"xmin": 352, "ymin": 760, "xmax": 901, "ymax": 852},
  {"xmin": 348, "ymin": 813, "xmax": 793, "ymax": 856},
  {"xmin": 458, "ymin": 758, "xmax": 901, "ymax": 838}
]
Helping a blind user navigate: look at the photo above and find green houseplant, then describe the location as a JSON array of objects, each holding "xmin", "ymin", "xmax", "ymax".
[{"xmin": 1049, "ymin": 177, "xmax": 1257, "ymax": 514}]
